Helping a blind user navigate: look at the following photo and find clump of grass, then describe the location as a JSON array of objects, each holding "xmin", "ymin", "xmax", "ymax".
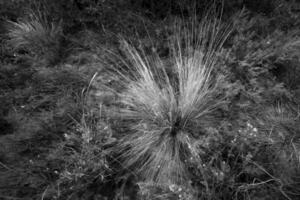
[
  {"xmin": 6, "ymin": 10, "xmax": 63, "ymax": 65},
  {"xmin": 105, "ymin": 13, "xmax": 232, "ymax": 186}
]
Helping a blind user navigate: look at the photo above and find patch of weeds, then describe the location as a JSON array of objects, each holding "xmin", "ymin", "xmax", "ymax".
[{"xmin": 45, "ymin": 102, "xmax": 116, "ymax": 199}]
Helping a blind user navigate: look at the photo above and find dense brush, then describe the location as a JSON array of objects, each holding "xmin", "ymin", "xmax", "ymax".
[{"xmin": 106, "ymin": 14, "xmax": 232, "ymax": 185}]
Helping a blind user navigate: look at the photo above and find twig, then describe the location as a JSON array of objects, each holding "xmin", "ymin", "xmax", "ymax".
[
  {"xmin": 41, "ymin": 185, "xmax": 49, "ymax": 200},
  {"xmin": 249, "ymin": 160, "xmax": 292, "ymax": 200},
  {"xmin": 0, "ymin": 161, "xmax": 14, "ymax": 171}
]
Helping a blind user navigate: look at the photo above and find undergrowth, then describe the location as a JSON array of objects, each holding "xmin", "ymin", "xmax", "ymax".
[{"xmin": 0, "ymin": 1, "xmax": 300, "ymax": 200}]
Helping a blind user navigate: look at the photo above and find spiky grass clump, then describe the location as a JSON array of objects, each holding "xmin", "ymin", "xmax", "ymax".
[
  {"xmin": 106, "ymin": 15, "xmax": 232, "ymax": 186},
  {"xmin": 7, "ymin": 11, "xmax": 63, "ymax": 65}
]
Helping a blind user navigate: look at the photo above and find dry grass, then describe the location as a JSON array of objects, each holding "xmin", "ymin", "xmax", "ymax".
[
  {"xmin": 6, "ymin": 10, "xmax": 63, "ymax": 65},
  {"xmin": 104, "ymin": 14, "xmax": 232, "ymax": 186}
]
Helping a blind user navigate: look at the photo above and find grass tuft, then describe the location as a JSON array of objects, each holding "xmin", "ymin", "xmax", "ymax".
[
  {"xmin": 106, "ymin": 14, "xmax": 232, "ymax": 186},
  {"xmin": 6, "ymin": 10, "xmax": 63, "ymax": 65}
]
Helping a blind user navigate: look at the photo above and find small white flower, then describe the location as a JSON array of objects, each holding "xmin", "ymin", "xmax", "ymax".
[
  {"xmin": 64, "ymin": 133, "xmax": 70, "ymax": 140},
  {"xmin": 169, "ymin": 184, "xmax": 177, "ymax": 192},
  {"xmin": 246, "ymin": 153, "xmax": 253, "ymax": 161}
]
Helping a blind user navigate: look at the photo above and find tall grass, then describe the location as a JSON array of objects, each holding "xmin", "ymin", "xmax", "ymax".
[
  {"xmin": 7, "ymin": 10, "xmax": 63, "ymax": 65},
  {"xmin": 105, "ymin": 14, "xmax": 232, "ymax": 186}
]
